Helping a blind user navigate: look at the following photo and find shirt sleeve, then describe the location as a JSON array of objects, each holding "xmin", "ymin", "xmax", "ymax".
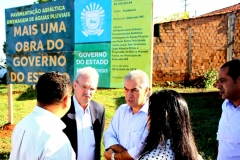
[
  {"xmin": 127, "ymin": 128, "xmax": 149, "ymax": 159},
  {"xmin": 216, "ymin": 100, "xmax": 227, "ymax": 140},
  {"xmin": 104, "ymin": 107, "xmax": 121, "ymax": 149}
]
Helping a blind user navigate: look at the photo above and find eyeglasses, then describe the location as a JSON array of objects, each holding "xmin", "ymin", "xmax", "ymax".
[{"xmin": 76, "ymin": 81, "xmax": 96, "ymax": 92}]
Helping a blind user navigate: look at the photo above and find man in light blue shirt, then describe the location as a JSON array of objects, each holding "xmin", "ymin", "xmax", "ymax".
[
  {"xmin": 217, "ymin": 59, "xmax": 240, "ymax": 160},
  {"xmin": 10, "ymin": 72, "xmax": 75, "ymax": 160},
  {"xmin": 104, "ymin": 70, "xmax": 150, "ymax": 160}
]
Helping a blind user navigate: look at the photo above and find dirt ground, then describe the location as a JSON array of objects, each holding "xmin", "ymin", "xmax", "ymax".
[{"xmin": 0, "ymin": 123, "xmax": 15, "ymax": 138}]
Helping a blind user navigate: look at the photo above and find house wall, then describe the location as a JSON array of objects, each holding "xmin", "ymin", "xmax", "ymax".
[
  {"xmin": 153, "ymin": 11, "xmax": 240, "ymax": 85},
  {"xmin": 234, "ymin": 11, "xmax": 240, "ymax": 58}
]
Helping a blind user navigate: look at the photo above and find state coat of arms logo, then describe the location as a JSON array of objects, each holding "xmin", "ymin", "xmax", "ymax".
[{"xmin": 81, "ymin": 3, "xmax": 105, "ymax": 37}]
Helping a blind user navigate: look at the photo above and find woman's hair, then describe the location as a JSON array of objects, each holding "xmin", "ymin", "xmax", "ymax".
[{"xmin": 139, "ymin": 89, "xmax": 199, "ymax": 160}]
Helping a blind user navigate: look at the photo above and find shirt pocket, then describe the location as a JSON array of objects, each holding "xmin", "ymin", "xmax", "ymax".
[
  {"xmin": 89, "ymin": 127, "xmax": 96, "ymax": 146},
  {"xmin": 226, "ymin": 128, "xmax": 240, "ymax": 144},
  {"xmin": 82, "ymin": 126, "xmax": 95, "ymax": 147},
  {"xmin": 131, "ymin": 131, "xmax": 143, "ymax": 145}
]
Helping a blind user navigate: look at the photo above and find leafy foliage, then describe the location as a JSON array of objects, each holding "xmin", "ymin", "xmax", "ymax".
[
  {"xmin": 2, "ymin": 42, "xmax": 6, "ymax": 55},
  {"xmin": 154, "ymin": 11, "xmax": 189, "ymax": 23},
  {"xmin": 203, "ymin": 69, "xmax": 218, "ymax": 89},
  {"xmin": 165, "ymin": 81, "xmax": 184, "ymax": 88},
  {"xmin": 183, "ymin": 93, "xmax": 223, "ymax": 160},
  {"xmin": 34, "ymin": 0, "xmax": 55, "ymax": 4}
]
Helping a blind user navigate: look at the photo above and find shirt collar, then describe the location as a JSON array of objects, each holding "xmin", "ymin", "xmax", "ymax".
[
  {"xmin": 128, "ymin": 100, "xmax": 149, "ymax": 114},
  {"xmin": 139, "ymin": 100, "xmax": 149, "ymax": 113},
  {"xmin": 226, "ymin": 99, "xmax": 240, "ymax": 109},
  {"xmin": 73, "ymin": 95, "xmax": 90, "ymax": 113}
]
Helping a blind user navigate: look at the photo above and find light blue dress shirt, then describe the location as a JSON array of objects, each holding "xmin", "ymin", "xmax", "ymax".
[
  {"xmin": 217, "ymin": 99, "xmax": 240, "ymax": 160},
  {"xmin": 10, "ymin": 106, "xmax": 76, "ymax": 160},
  {"xmin": 104, "ymin": 101, "xmax": 149, "ymax": 159}
]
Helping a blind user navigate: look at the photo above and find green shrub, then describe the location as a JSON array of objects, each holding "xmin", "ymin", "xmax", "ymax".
[{"xmin": 203, "ymin": 69, "xmax": 218, "ymax": 89}]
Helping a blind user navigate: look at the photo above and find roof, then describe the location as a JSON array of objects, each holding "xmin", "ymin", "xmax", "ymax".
[
  {"xmin": 201, "ymin": 3, "xmax": 240, "ymax": 16},
  {"xmin": 154, "ymin": 3, "xmax": 240, "ymax": 24}
]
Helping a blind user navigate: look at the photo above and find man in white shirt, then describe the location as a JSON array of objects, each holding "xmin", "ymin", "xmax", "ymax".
[
  {"xmin": 62, "ymin": 67, "xmax": 105, "ymax": 160},
  {"xmin": 216, "ymin": 59, "xmax": 240, "ymax": 160},
  {"xmin": 104, "ymin": 70, "xmax": 150, "ymax": 160},
  {"xmin": 10, "ymin": 72, "xmax": 75, "ymax": 160}
]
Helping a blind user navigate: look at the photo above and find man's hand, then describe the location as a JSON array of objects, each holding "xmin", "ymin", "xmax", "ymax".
[
  {"xmin": 104, "ymin": 146, "xmax": 134, "ymax": 160},
  {"xmin": 109, "ymin": 144, "xmax": 127, "ymax": 153},
  {"xmin": 104, "ymin": 148, "xmax": 114, "ymax": 160},
  {"xmin": 114, "ymin": 151, "xmax": 134, "ymax": 160}
]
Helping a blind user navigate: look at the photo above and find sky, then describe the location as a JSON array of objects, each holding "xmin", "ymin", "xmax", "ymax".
[
  {"xmin": 0, "ymin": 0, "xmax": 240, "ymax": 64},
  {"xmin": 153, "ymin": 0, "xmax": 240, "ymax": 18}
]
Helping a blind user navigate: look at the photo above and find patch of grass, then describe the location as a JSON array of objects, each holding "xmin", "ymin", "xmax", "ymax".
[
  {"xmin": 182, "ymin": 93, "xmax": 223, "ymax": 160},
  {"xmin": 0, "ymin": 151, "xmax": 10, "ymax": 160},
  {"xmin": 0, "ymin": 84, "xmax": 36, "ymax": 127},
  {"xmin": 0, "ymin": 85, "xmax": 223, "ymax": 160},
  {"xmin": 0, "ymin": 138, "xmax": 11, "ymax": 159}
]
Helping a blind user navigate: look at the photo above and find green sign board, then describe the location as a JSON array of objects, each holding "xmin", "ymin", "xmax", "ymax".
[{"xmin": 6, "ymin": 0, "xmax": 153, "ymax": 88}]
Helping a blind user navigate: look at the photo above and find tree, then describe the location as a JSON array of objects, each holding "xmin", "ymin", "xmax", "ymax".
[
  {"xmin": 34, "ymin": 0, "xmax": 55, "ymax": 4},
  {"xmin": 1, "ymin": 42, "xmax": 6, "ymax": 65},
  {"xmin": 154, "ymin": 12, "xmax": 189, "ymax": 23},
  {"xmin": 2, "ymin": 41, "xmax": 6, "ymax": 55}
]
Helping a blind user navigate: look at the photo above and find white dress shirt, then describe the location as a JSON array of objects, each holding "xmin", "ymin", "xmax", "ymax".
[
  {"xmin": 104, "ymin": 101, "xmax": 149, "ymax": 159},
  {"xmin": 73, "ymin": 96, "xmax": 95, "ymax": 160},
  {"xmin": 217, "ymin": 99, "xmax": 240, "ymax": 160},
  {"xmin": 10, "ymin": 106, "xmax": 76, "ymax": 160}
]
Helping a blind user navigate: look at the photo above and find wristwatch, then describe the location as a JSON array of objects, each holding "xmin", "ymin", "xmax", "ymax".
[{"xmin": 111, "ymin": 152, "xmax": 115, "ymax": 160}]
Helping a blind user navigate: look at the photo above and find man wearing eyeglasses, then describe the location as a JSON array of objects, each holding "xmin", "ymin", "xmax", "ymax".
[
  {"xmin": 62, "ymin": 67, "xmax": 105, "ymax": 160},
  {"xmin": 104, "ymin": 70, "xmax": 150, "ymax": 160}
]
